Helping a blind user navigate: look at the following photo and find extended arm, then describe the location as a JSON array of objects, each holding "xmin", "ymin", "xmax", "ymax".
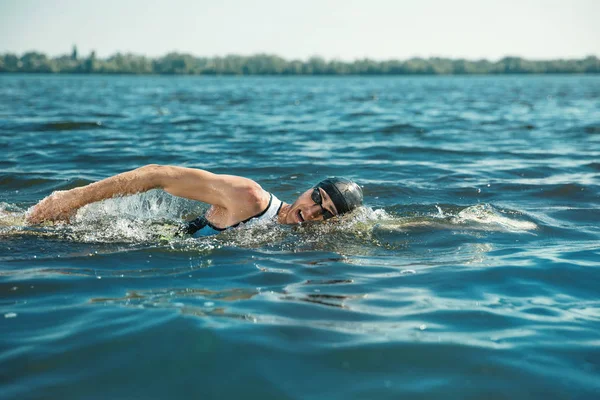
[{"xmin": 26, "ymin": 165, "xmax": 268, "ymax": 224}]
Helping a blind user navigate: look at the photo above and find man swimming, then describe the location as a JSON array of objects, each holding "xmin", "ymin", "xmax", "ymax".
[{"xmin": 26, "ymin": 165, "xmax": 363, "ymax": 236}]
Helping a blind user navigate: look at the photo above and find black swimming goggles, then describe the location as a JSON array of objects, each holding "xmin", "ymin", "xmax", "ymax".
[{"xmin": 311, "ymin": 187, "xmax": 336, "ymax": 220}]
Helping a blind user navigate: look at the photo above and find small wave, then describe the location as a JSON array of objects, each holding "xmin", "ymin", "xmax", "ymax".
[
  {"xmin": 170, "ymin": 117, "xmax": 208, "ymax": 126},
  {"xmin": 0, "ymin": 160, "xmax": 17, "ymax": 169},
  {"xmin": 0, "ymin": 174, "xmax": 60, "ymax": 190},
  {"xmin": 534, "ymin": 183, "xmax": 589, "ymax": 199},
  {"xmin": 90, "ymin": 112, "xmax": 127, "ymax": 118},
  {"xmin": 585, "ymin": 162, "xmax": 600, "ymax": 171},
  {"xmin": 518, "ymin": 124, "xmax": 536, "ymax": 130},
  {"xmin": 35, "ymin": 121, "xmax": 105, "ymax": 131},
  {"xmin": 347, "ymin": 111, "xmax": 378, "ymax": 118},
  {"xmin": 361, "ymin": 203, "xmax": 537, "ymax": 233},
  {"xmin": 453, "ymin": 204, "xmax": 537, "ymax": 231},
  {"xmin": 378, "ymin": 123, "xmax": 426, "ymax": 135},
  {"xmin": 227, "ymin": 98, "xmax": 250, "ymax": 106},
  {"xmin": 91, "ymin": 287, "xmax": 259, "ymax": 306},
  {"xmin": 88, "ymin": 287, "xmax": 260, "ymax": 322},
  {"xmin": 584, "ymin": 125, "xmax": 600, "ymax": 134},
  {"xmin": 346, "ymin": 94, "xmax": 379, "ymax": 103}
]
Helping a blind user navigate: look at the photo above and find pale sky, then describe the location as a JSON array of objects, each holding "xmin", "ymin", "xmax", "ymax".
[{"xmin": 1, "ymin": 0, "xmax": 598, "ymax": 61}]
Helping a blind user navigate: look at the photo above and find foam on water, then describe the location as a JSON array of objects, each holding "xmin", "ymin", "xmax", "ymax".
[
  {"xmin": 1, "ymin": 193, "xmax": 537, "ymax": 249},
  {"xmin": 73, "ymin": 189, "xmax": 200, "ymax": 222},
  {"xmin": 454, "ymin": 204, "xmax": 537, "ymax": 231},
  {"xmin": 0, "ymin": 202, "xmax": 24, "ymax": 228}
]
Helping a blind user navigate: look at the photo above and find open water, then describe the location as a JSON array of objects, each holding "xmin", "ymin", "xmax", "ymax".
[{"xmin": 1, "ymin": 74, "xmax": 599, "ymax": 399}]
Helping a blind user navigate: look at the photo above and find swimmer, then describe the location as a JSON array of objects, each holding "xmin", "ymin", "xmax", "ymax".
[{"xmin": 26, "ymin": 165, "xmax": 363, "ymax": 236}]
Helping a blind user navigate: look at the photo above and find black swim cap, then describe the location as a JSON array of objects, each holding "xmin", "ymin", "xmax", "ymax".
[{"xmin": 315, "ymin": 178, "xmax": 363, "ymax": 215}]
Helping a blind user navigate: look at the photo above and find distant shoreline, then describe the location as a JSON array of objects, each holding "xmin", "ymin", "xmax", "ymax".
[{"xmin": 1, "ymin": 50, "xmax": 598, "ymax": 75}]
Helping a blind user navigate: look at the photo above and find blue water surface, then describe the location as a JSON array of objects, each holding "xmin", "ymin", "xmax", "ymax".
[{"xmin": 1, "ymin": 74, "xmax": 600, "ymax": 399}]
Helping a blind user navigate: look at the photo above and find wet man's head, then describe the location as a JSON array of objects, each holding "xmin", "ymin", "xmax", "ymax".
[
  {"xmin": 283, "ymin": 177, "xmax": 363, "ymax": 224},
  {"xmin": 314, "ymin": 178, "xmax": 363, "ymax": 217}
]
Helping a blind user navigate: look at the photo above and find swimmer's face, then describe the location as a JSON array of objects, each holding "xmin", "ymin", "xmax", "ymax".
[{"xmin": 283, "ymin": 187, "xmax": 339, "ymax": 224}]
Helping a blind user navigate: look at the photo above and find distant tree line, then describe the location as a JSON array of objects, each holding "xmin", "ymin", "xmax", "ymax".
[{"xmin": 1, "ymin": 47, "xmax": 598, "ymax": 75}]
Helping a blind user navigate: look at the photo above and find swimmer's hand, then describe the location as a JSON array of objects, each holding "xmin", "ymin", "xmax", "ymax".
[{"xmin": 27, "ymin": 189, "xmax": 80, "ymax": 224}]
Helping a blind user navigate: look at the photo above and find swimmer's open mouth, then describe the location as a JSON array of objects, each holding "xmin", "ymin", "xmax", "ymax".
[{"xmin": 297, "ymin": 210, "xmax": 305, "ymax": 223}]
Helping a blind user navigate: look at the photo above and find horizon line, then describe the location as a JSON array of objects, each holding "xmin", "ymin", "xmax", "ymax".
[{"xmin": 2, "ymin": 48, "xmax": 599, "ymax": 63}]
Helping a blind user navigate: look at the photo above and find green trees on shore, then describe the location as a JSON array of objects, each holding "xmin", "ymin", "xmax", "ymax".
[{"xmin": 1, "ymin": 49, "xmax": 598, "ymax": 75}]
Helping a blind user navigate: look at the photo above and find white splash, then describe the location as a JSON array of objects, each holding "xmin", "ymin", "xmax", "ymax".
[
  {"xmin": 453, "ymin": 204, "xmax": 537, "ymax": 232},
  {"xmin": 67, "ymin": 190, "xmax": 203, "ymax": 243},
  {"xmin": 0, "ymin": 202, "xmax": 26, "ymax": 227}
]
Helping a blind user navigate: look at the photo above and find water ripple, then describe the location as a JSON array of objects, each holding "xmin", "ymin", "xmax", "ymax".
[{"xmin": 1, "ymin": 75, "xmax": 599, "ymax": 399}]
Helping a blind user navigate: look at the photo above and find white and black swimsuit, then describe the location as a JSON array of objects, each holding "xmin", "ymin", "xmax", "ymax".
[{"xmin": 181, "ymin": 193, "xmax": 283, "ymax": 237}]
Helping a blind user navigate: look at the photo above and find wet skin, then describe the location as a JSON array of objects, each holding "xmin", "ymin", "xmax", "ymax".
[{"xmin": 278, "ymin": 187, "xmax": 339, "ymax": 225}]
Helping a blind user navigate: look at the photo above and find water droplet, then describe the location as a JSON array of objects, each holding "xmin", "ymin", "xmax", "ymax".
[
  {"xmin": 435, "ymin": 205, "xmax": 444, "ymax": 217},
  {"xmin": 419, "ymin": 324, "xmax": 427, "ymax": 330}
]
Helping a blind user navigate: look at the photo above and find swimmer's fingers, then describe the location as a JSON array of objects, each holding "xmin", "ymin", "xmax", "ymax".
[
  {"xmin": 26, "ymin": 193, "xmax": 74, "ymax": 224},
  {"xmin": 26, "ymin": 202, "xmax": 54, "ymax": 224},
  {"xmin": 27, "ymin": 206, "xmax": 72, "ymax": 224},
  {"xmin": 26, "ymin": 197, "xmax": 51, "ymax": 224}
]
